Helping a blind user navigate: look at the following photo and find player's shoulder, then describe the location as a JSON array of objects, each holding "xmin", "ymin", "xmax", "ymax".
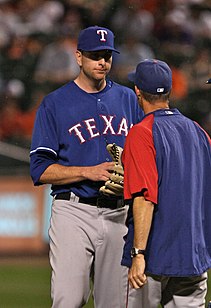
[
  {"xmin": 39, "ymin": 81, "xmax": 74, "ymax": 108},
  {"xmin": 46, "ymin": 81, "xmax": 74, "ymax": 100}
]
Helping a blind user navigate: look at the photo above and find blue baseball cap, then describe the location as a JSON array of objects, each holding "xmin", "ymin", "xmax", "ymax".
[
  {"xmin": 128, "ymin": 59, "xmax": 172, "ymax": 94},
  {"xmin": 77, "ymin": 26, "xmax": 120, "ymax": 53}
]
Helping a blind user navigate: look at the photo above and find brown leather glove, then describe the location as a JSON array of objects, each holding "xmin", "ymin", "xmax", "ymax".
[{"xmin": 99, "ymin": 143, "xmax": 124, "ymax": 196}]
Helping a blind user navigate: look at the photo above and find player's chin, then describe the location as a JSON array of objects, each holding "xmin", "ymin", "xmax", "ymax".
[
  {"xmin": 94, "ymin": 74, "xmax": 107, "ymax": 81},
  {"xmin": 94, "ymin": 70, "xmax": 108, "ymax": 78}
]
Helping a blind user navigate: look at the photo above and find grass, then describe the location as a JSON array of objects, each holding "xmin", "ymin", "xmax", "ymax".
[
  {"xmin": 0, "ymin": 257, "xmax": 210, "ymax": 307},
  {"xmin": 0, "ymin": 257, "xmax": 51, "ymax": 308}
]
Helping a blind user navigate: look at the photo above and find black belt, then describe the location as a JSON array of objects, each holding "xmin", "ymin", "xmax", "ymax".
[{"xmin": 55, "ymin": 192, "xmax": 124, "ymax": 209}]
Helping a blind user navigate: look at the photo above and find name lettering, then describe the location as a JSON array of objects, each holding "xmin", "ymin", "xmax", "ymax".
[{"xmin": 69, "ymin": 115, "xmax": 130, "ymax": 143}]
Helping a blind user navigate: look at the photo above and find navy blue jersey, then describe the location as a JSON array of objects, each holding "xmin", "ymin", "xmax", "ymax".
[
  {"xmin": 122, "ymin": 108, "xmax": 211, "ymax": 276},
  {"xmin": 30, "ymin": 80, "xmax": 143, "ymax": 197}
]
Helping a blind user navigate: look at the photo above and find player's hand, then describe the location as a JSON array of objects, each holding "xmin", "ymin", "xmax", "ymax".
[
  {"xmin": 84, "ymin": 162, "xmax": 115, "ymax": 182},
  {"xmin": 99, "ymin": 144, "xmax": 124, "ymax": 196},
  {"xmin": 128, "ymin": 255, "xmax": 147, "ymax": 289}
]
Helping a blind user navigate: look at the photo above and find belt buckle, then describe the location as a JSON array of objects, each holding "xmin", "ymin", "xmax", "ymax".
[
  {"xmin": 96, "ymin": 197, "xmax": 104, "ymax": 207},
  {"xmin": 116, "ymin": 199, "xmax": 124, "ymax": 208},
  {"xmin": 96, "ymin": 197, "xmax": 124, "ymax": 209},
  {"xmin": 96, "ymin": 196, "xmax": 113, "ymax": 208},
  {"xmin": 116, "ymin": 200, "xmax": 121, "ymax": 208}
]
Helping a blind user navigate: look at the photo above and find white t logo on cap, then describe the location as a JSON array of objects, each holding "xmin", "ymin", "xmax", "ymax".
[{"xmin": 97, "ymin": 30, "xmax": 107, "ymax": 42}]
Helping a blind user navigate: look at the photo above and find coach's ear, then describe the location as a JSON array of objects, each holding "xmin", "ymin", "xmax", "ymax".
[
  {"xmin": 135, "ymin": 86, "xmax": 141, "ymax": 97},
  {"xmin": 75, "ymin": 50, "xmax": 82, "ymax": 67}
]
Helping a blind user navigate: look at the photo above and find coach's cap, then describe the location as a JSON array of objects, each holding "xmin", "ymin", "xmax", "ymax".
[
  {"xmin": 128, "ymin": 59, "xmax": 172, "ymax": 94},
  {"xmin": 77, "ymin": 26, "xmax": 119, "ymax": 53}
]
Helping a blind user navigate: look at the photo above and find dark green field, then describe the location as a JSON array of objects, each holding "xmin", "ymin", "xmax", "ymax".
[{"xmin": 0, "ymin": 257, "xmax": 210, "ymax": 307}]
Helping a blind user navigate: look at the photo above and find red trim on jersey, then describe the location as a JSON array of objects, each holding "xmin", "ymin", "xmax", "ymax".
[{"xmin": 122, "ymin": 113, "xmax": 158, "ymax": 203}]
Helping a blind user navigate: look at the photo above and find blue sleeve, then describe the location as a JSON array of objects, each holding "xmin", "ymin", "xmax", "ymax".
[
  {"xmin": 30, "ymin": 152, "xmax": 57, "ymax": 185},
  {"xmin": 30, "ymin": 97, "xmax": 58, "ymax": 185},
  {"xmin": 30, "ymin": 97, "xmax": 59, "ymax": 154}
]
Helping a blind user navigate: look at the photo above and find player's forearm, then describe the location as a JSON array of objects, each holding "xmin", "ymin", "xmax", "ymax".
[
  {"xmin": 133, "ymin": 196, "xmax": 154, "ymax": 250},
  {"xmin": 39, "ymin": 161, "xmax": 114, "ymax": 185},
  {"xmin": 39, "ymin": 163, "xmax": 91, "ymax": 185}
]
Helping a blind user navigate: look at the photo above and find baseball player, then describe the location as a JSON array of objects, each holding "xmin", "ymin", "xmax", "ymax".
[
  {"xmin": 121, "ymin": 59, "xmax": 211, "ymax": 307},
  {"xmin": 30, "ymin": 26, "xmax": 144, "ymax": 307}
]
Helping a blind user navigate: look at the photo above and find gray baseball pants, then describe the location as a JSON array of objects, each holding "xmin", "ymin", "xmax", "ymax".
[
  {"xmin": 127, "ymin": 272, "xmax": 208, "ymax": 307},
  {"xmin": 49, "ymin": 197, "xmax": 138, "ymax": 308}
]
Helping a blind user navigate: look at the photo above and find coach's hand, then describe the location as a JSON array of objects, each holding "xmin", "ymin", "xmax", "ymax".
[
  {"xmin": 99, "ymin": 143, "xmax": 124, "ymax": 196},
  {"xmin": 128, "ymin": 255, "xmax": 147, "ymax": 289}
]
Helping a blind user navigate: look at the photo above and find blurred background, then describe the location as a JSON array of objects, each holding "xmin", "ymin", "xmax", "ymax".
[{"xmin": 0, "ymin": 0, "xmax": 210, "ymax": 307}]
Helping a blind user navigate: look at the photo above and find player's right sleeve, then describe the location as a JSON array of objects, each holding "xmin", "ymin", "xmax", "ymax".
[
  {"xmin": 30, "ymin": 152, "xmax": 57, "ymax": 186},
  {"xmin": 30, "ymin": 98, "xmax": 59, "ymax": 185}
]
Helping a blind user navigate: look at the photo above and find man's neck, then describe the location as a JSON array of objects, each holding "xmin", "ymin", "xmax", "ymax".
[
  {"xmin": 74, "ymin": 75, "xmax": 106, "ymax": 93},
  {"xmin": 143, "ymin": 101, "xmax": 169, "ymax": 114}
]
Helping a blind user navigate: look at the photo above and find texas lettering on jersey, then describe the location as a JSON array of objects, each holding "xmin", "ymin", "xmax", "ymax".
[{"xmin": 69, "ymin": 114, "xmax": 132, "ymax": 143}]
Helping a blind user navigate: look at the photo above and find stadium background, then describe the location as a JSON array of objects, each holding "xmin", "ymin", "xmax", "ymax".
[{"xmin": 0, "ymin": 0, "xmax": 210, "ymax": 307}]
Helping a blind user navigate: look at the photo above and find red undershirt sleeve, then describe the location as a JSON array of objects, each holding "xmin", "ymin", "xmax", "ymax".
[{"xmin": 122, "ymin": 114, "xmax": 158, "ymax": 204}]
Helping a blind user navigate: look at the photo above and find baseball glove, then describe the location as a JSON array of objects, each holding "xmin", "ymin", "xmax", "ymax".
[{"xmin": 99, "ymin": 143, "xmax": 124, "ymax": 196}]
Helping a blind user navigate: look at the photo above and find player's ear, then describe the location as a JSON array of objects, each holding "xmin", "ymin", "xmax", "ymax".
[{"xmin": 75, "ymin": 50, "xmax": 82, "ymax": 67}]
